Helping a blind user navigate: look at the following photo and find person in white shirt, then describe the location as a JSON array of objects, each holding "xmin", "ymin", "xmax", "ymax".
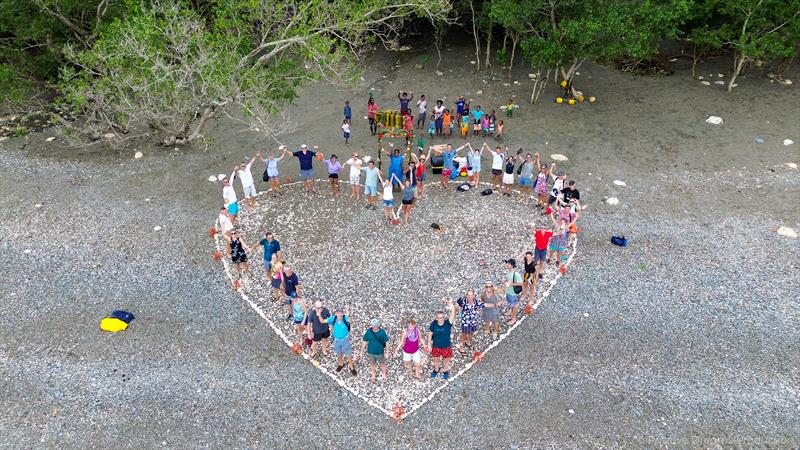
[
  {"xmin": 222, "ymin": 169, "xmax": 238, "ymax": 223},
  {"xmin": 234, "ymin": 156, "xmax": 258, "ymax": 209},
  {"xmin": 344, "ymin": 152, "xmax": 364, "ymax": 200},
  {"xmin": 488, "ymin": 145, "xmax": 506, "ymax": 190},
  {"xmin": 381, "ymin": 174, "xmax": 400, "ymax": 221},
  {"xmin": 416, "ymin": 94, "xmax": 428, "ymax": 129},
  {"xmin": 217, "ymin": 207, "xmax": 234, "ymax": 236}
]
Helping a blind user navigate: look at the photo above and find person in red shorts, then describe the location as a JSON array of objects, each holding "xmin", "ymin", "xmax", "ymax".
[{"xmin": 427, "ymin": 299, "xmax": 456, "ymax": 380}]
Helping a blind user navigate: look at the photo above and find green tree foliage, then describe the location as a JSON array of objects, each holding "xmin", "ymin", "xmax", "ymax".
[
  {"xmin": 57, "ymin": 0, "xmax": 453, "ymax": 145},
  {"xmin": 688, "ymin": 0, "xmax": 800, "ymax": 91}
]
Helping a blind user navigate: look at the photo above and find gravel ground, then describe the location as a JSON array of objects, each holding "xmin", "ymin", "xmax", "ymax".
[{"xmin": 1, "ymin": 41, "xmax": 799, "ymax": 448}]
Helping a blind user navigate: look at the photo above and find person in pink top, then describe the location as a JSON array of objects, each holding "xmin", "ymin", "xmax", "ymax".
[
  {"xmin": 393, "ymin": 318, "xmax": 426, "ymax": 380},
  {"xmin": 367, "ymin": 97, "xmax": 380, "ymax": 136}
]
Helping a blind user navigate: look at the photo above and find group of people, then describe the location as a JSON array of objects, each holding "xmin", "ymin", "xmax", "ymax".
[
  {"xmin": 213, "ymin": 131, "xmax": 585, "ymax": 384},
  {"xmin": 360, "ymin": 92, "xmax": 508, "ymax": 144}
]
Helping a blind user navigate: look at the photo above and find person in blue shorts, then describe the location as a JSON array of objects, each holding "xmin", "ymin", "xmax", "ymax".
[
  {"xmin": 257, "ymin": 232, "xmax": 281, "ymax": 278},
  {"xmin": 328, "ymin": 307, "xmax": 357, "ymax": 376},
  {"xmin": 503, "ymin": 258, "xmax": 523, "ymax": 326},
  {"xmin": 517, "ymin": 152, "xmax": 535, "ymax": 202},
  {"xmin": 282, "ymin": 264, "xmax": 301, "ymax": 320},
  {"xmin": 292, "ymin": 144, "xmax": 317, "ymax": 193},
  {"xmin": 343, "ymin": 100, "xmax": 352, "ymax": 123},
  {"xmin": 361, "ymin": 160, "xmax": 381, "ymax": 210}
]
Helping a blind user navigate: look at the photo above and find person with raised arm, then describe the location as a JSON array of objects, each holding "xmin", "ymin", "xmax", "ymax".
[
  {"xmin": 466, "ymin": 142, "xmax": 484, "ymax": 187},
  {"xmin": 534, "ymin": 153, "xmax": 553, "ymax": 208},
  {"xmin": 343, "ymin": 151, "xmax": 363, "ymax": 200},
  {"xmin": 516, "ymin": 152, "xmax": 535, "ymax": 203},
  {"xmin": 259, "ymin": 146, "xmax": 287, "ymax": 197},
  {"xmin": 382, "ymin": 142, "xmax": 406, "ymax": 190},
  {"xmin": 487, "ymin": 145, "xmax": 505, "ymax": 191}
]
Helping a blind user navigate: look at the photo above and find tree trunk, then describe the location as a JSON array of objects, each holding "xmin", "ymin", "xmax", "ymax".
[
  {"xmin": 469, "ymin": 0, "xmax": 480, "ymax": 71},
  {"xmin": 484, "ymin": 25, "xmax": 492, "ymax": 69},
  {"xmin": 530, "ymin": 68, "xmax": 551, "ymax": 104},
  {"xmin": 162, "ymin": 105, "xmax": 215, "ymax": 146},
  {"xmin": 502, "ymin": 30, "xmax": 508, "ymax": 54},
  {"xmin": 728, "ymin": 51, "xmax": 746, "ymax": 92},
  {"xmin": 508, "ymin": 34, "xmax": 519, "ymax": 77}
]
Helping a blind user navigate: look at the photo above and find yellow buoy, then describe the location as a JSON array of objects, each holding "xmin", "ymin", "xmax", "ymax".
[
  {"xmin": 556, "ymin": 97, "xmax": 564, "ymax": 103},
  {"xmin": 568, "ymin": 98, "xmax": 576, "ymax": 105},
  {"xmin": 560, "ymin": 80, "xmax": 567, "ymax": 88},
  {"xmin": 588, "ymin": 96, "xmax": 596, "ymax": 103}
]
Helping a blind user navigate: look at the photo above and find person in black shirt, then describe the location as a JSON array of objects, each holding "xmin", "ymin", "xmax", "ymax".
[{"xmin": 562, "ymin": 180, "xmax": 580, "ymax": 205}]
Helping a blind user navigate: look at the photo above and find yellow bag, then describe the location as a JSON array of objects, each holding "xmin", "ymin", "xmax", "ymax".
[{"xmin": 100, "ymin": 317, "xmax": 128, "ymax": 332}]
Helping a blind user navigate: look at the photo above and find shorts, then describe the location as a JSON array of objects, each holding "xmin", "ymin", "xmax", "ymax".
[
  {"xmin": 349, "ymin": 173, "xmax": 361, "ymax": 185},
  {"xmin": 293, "ymin": 318, "xmax": 304, "ymax": 325},
  {"xmin": 366, "ymin": 353, "xmax": 386, "ymax": 364},
  {"xmin": 382, "ymin": 199, "xmax": 394, "ymax": 207},
  {"xmin": 285, "ymin": 291, "xmax": 297, "ymax": 304},
  {"xmin": 328, "ymin": 173, "xmax": 339, "ymax": 179},
  {"xmin": 243, "ymin": 184, "xmax": 257, "ymax": 198},
  {"xmin": 506, "ymin": 294, "xmax": 520, "ymax": 307},
  {"xmin": 227, "ymin": 202, "xmax": 239, "ymax": 216},
  {"xmin": 442, "ymin": 168, "xmax": 453, "ymax": 178},
  {"xmin": 313, "ymin": 330, "xmax": 330, "ymax": 342},
  {"xmin": 519, "ymin": 177, "xmax": 532, "ymax": 187},
  {"xmin": 403, "ymin": 350, "xmax": 422, "ymax": 363},
  {"xmin": 547, "ymin": 194, "xmax": 558, "ymax": 205},
  {"xmin": 419, "ymin": 172, "xmax": 428, "ymax": 182},
  {"xmin": 300, "ymin": 169, "xmax": 314, "ymax": 181},
  {"xmin": 263, "ymin": 259, "xmax": 273, "ymax": 270},
  {"xmin": 502, "ymin": 173, "xmax": 514, "ymax": 185},
  {"xmin": 431, "ymin": 346, "xmax": 453, "ymax": 359},
  {"xmin": 267, "ymin": 169, "xmax": 279, "ymax": 178},
  {"xmin": 483, "ymin": 306, "xmax": 499, "ymax": 323},
  {"xmin": 461, "ymin": 323, "xmax": 478, "ymax": 334},
  {"xmin": 549, "ymin": 244, "xmax": 567, "ymax": 252},
  {"xmin": 333, "ymin": 338, "xmax": 353, "ymax": 356},
  {"xmin": 491, "ymin": 168, "xmax": 502, "ymax": 176},
  {"xmin": 534, "ymin": 248, "xmax": 548, "ymax": 262},
  {"xmin": 418, "ymin": 112, "xmax": 426, "ymax": 122},
  {"xmin": 343, "ymin": 132, "xmax": 350, "ymax": 139},
  {"xmin": 364, "ymin": 185, "xmax": 377, "ymax": 196},
  {"xmin": 523, "ymin": 271, "xmax": 536, "ymax": 283},
  {"xmin": 271, "ymin": 278, "xmax": 282, "ymax": 289},
  {"xmin": 402, "ymin": 199, "xmax": 414, "ymax": 205},
  {"xmin": 368, "ymin": 117, "xmax": 375, "ymax": 125},
  {"xmin": 231, "ymin": 253, "xmax": 247, "ymax": 264}
]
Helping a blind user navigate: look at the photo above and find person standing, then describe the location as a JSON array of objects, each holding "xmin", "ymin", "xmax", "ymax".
[
  {"xmin": 471, "ymin": 105, "xmax": 484, "ymax": 137},
  {"xmin": 562, "ymin": 180, "xmax": 580, "ymax": 204},
  {"xmin": 223, "ymin": 228, "xmax": 252, "ymax": 279},
  {"xmin": 342, "ymin": 120, "xmax": 351, "ymax": 145},
  {"xmin": 517, "ymin": 152, "xmax": 535, "ymax": 202},
  {"xmin": 217, "ymin": 207, "xmax": 234, "ymax": 237},
  {"xmin": 501, "ymin": 154, "xmax": 515, "ymax": 196},
  {"xmin": 381, "ymin": 175, "xmax": 400, "ymax": 222},
  {"xmin": 503, "ymin": 259, "xmax": 523, "ymax": 326},
  {"xmin": 521, "ymin": 251, "xmax": 538, "ymax": 303},
  {"xmin": 533, "ymin": 223, "xmax": 554, "ymax": 278},
  {"xmin": 382, "ymin": 143, "xmax": 405, "ymax": 189},
  {"xmin": 290, "ymin": 294, "xmax": 307, "ymax": 343},
  {"xmin": 344, "ymin": 152, "xmax": 363, "ymax": 200},
  {"xmin": 400, "ymin": 179, "xmax": 415, "ymax": 224},
  {"xmin": 259, "ymin": 146, "xmax": 287, "ymax": 197},
  {"xmin": 361, "ymin": 318, "xmax": 389, "ymax": 383},
  {"xmin": 481, "ymin": 282, "xmax": 500, "ymax": 338},
  {"xmin": 222, "ymin": 171, "xmax": 238, "ymax": 223},
  {"xmin": 235, "ymin": 156, "xmax": 258, "ymax": 209},
  {"xmin": 361, "ymin": 160, "xmax": 381, "ymax": 210},
  {"xmin": 466, "ymin": 143, "xmax": 484, "ymax": 187},
  {"xmin": 456, "ymin": 289, "xmax": 484, "ymax": 355},
  {"xmin": 534, "ymin": 154, "xmax": 552, "ymax": 207},
  {"xmin": 306, "ymin": 300, "xmax": 331, "ymax": 358},
  {"xmin": 328, "ymin": 307, "xmax": 357, "ymax": 376},
  {"xmin": 416, "ymin": 94, "xmax": 428, "ymax": 129},
  {"xmin": 292, "ymin": 144, "xmax": 318, "ymax": 193},
  {"xmin": 323, "ymin": 154, "xmax": 343, "ymax": 197},
  {"xmin": 282, "ymin": 264, "xmax": 301, "ymax": 319},
  {"xmin": 488, "ymin": 145, "xmax": 505, "ymax": 190},
  {"xmin": 433, "ymin": 100, "xmax": 445, "ymax": 135},
  {"xmin": 437, "ymin": 143, "xmax": 466, "ymax": 190},
  {"xmin": 428, "ymin": 300, "xmax": 456, "ymax": 380},
  {"xmin": 367, "ymin": 97, "xmax": 380, "ymax": 136},
  {"xmin": 393, "ymin": 318, "xmax": 425, "ymax": 380},
  {"xmin": 398, "ymin": 91, "xmax": 414, "ymax": 116},
  {"xmin": 257, "ymin": 232, "xmax": 281, "ymax": 279},
  {"xmin": 343, "ymin": 100, "xmax": 352, "ymax": 124}
]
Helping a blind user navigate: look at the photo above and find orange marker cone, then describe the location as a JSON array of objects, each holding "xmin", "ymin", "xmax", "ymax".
[{"xmin": 212, "ymin": 251, "xmax": 223, "ymax": 261}]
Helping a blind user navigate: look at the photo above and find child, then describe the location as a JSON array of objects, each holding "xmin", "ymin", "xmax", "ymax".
[
  {"xmin": 488, "ymin": 110, "xmax": 497, "ymax": 136},
  {"xmin": 460, "ymin": 114, "xmax": 469, "ymax": 139},
  {"xmin": 427, "ymin": 114, "xmax": 436, "ymax": 139},
  {"xmin": 496, "ymin": 120, "xmax": 505, "ymax": 142},
  {"xmin": 481, "ymin": 115, "xmax": 490, "ymax": 136},
  {"xmin": 442, "ymin": 109, "xmax": 452, "ymax": 138},
  {"xmin": 404, "ymin": 114, "xmax": 414, "ymax": 133},
  {"xmin": 344, "ymin": 100, "xmax": 352, "ymax": 123},
  {"xmin": 505, "ymin": 98, "xmax": 514, "ymax": 117},
  {"xmin": 342, "ymin": 120, "xmax": 351, "ymax": 144}
]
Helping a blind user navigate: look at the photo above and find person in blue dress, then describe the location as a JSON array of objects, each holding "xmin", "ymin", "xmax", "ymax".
[{"xmin": 382, "ymin": 143, "xmax": 406, "ymax": 189}]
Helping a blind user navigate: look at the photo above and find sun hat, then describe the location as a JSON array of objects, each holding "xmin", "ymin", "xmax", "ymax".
[
  {"xmin": 301, "ymin": 144, "xmax": 308, "ymax": 149},
  {"xmin": 370, "ymin": 318, "xmax": 380, "ymax": 327}
]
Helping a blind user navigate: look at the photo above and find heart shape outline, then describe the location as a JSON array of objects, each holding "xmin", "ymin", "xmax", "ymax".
[{"xmin": 214, "ymin": 180, "xmax": 578, "ymax": 420}]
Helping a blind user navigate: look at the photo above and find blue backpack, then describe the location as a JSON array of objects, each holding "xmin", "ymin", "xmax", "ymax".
[
  {"xmin": 110, "ymin": 310, "xmax": 135, "ymax": 324},
  {"xmin": 611, "ymin": 236, "xmax": 628, "ymax": 247}
]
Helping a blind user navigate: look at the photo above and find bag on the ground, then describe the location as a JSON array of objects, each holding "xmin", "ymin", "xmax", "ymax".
[
  {"xmin": 457, "ymin": 183, "xmax": 470, "ymax": 192},
  {"xmin": 480, "ymin": 188, "xmax": 493, "ymax": 196},
  {"xmin": 611, "ymin": 235, "xmax": 628, "ymax": 247},
  {"xmin": 100, "ymin": 317, "xmax": 128, "ymax": 332},
  {"xmin": 110, "ymin": 310, "xmax": 135, "ymax": 324}
]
